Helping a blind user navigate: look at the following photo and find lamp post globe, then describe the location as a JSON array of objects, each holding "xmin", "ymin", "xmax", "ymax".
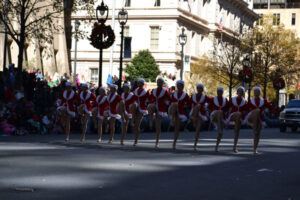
[
  {"xmin": 179, "ymin": 28, "xmax": 187, "ymax": 46},
  {"xmin": 118, "ymin": 8, "xmax": 128, "ymax": 26},
  {"xmin": 96, "ymin": 0, "xmax": 109, "ymax": 24},
  {"xmin": 179, "ymin": 28, "xmax": 187, "ymax": 80},
  {"xmin": 242, "ymin": 56, "xmax": 251, "ymax": 68},
  {"xmin": 117, "ymin": 7, "xmax": 128, "ymax": 92}
]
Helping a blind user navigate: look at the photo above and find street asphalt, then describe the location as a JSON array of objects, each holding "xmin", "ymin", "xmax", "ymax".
[{"xmin": 0, "ymin": 128, "xmax": 300, "ymax": 200}]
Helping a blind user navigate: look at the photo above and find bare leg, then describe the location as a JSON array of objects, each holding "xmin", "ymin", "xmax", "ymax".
[
  {"xmin": 108, "ymin": 117, "xmax": 116, "ymax": 144},
  {"xmin": 92, "ymin": 108, "xmax": 98, "ymax": 129},
  {"xmin": 134, "ymin": 112, "xmax": 143, "ymax": 146},
  {"xmin": 130, "ymin": 103, "xmax": 137, "ymax": 126},
  {"xmin": 194, "ymin": 118, "xmax": 202, "ymax": 151},
  {"xmin": 97, "ymin": 119, "xmax": 103, "ymax": 143},
  {"xmin": 252, "ymin": 109, "xmax": 262, "ymax": 154},
  {"xmin": 214, "ymin": 111, "xmax": 224, "ymax": 152},
  {"xmin": 168, "ymin": 103, "xmax": 177, "ymax": 126},
  {"xmin": 191, "ymin": 105, "xmax": 201, "ymax": 127},
  {"xmin": 65, "ymin": 115, "xmax": 71, "ymax": 142},
  {"xmin": 121, "ymin": 115, "xmax": 129, "ymax": 145},
  {"xmin": 148, "ymin": 104, "xmax": 156, "ymax": 130},
  {"xmin": 104, "ymin": 117, "xmax": 109, "ymax": 133},
  {"xmin": 173, "ymin": 116, "xmax": 181, "ymax": 150},
  {"xmin": 155, "ymin": 114, "xmax": 162, "ymax": 148},
  {"xmin": 81, "ymin": 114, "xmax": 89, "ymax": 142},
  {"xmin": 232, "ymin": 112, "xmax": 242, "ymax": 153}
]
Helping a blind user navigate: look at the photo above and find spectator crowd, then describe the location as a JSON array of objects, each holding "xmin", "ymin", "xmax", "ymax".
[{"xmin": 0, "ymin": 64, "xmax": 281, "ymax": 136}]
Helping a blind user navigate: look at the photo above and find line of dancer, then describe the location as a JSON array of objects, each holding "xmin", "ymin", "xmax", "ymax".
[{"xmin": 57, "ymin": 79, "xmax": 275, "ymax": 154}]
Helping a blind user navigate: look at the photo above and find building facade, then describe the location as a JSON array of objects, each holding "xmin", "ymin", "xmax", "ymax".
[
  {"xmin": 72, "ymin": 0, "xmax": 258, "ymax": 86},
  {"xmin": 254, "ymin": 0, "xmax": 300, "ymax": 37},
  {"xmin": 0, "ymin": 0, "xmax": 258, "ymax": 86}
]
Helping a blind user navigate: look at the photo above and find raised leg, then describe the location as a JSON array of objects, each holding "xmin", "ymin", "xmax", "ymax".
[
  {"xmin": 168, "ymin": 103, "xmax": 178, "ymax": 127},
  {"xmin": 130, "ymin": 103, "xmax": 137, "ymax": 126},
  {"xmin": 191, "ymin": 105, "xmax": 201, "ymax": 127},
  {"xmin": 148, "ymin": 104, "xmax": 156, "ymax": 130}
]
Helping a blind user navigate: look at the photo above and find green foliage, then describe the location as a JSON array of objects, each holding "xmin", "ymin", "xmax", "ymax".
[{"xmin": 125, "ymin": 50, "xmax": 161, "ymax": 82}]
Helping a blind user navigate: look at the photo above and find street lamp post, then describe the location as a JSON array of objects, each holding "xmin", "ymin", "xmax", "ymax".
[
  {"xmin": 73, "ymin": 19, "xmax": 80, "ymax": 86},
  {"xmin": 96, "ymin": 1, "xmax": 109, "ymax": 87},
  {"xmin": 178, "ymin": 28, "xmax": 187, "ymax": 80},
  {"xmin": 242, "ymin": 56, "xmax": 252, "ymax": 100},
  {"xmin": 118, "ymin": 7, "xmax": 128, "ymax": 92},
  {"xmin": 2, "ymin": 0, "xmax": 8, "ymax": 70}
]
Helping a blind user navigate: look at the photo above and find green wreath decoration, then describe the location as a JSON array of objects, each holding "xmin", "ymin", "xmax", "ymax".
[{"xmin": 89, "ymin": 22, "xmax": 115, "ymax": 50}]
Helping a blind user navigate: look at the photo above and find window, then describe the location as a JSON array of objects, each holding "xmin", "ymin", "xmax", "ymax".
[
  {"xmin": 257, "ymin": 14, "xmax": 263, "ymax": 25},
  {"xmin": 150, "ymin": 26, "xmax": 160, "ymax": 50},
  {"xmin": 125, "ymin": 0, "xmax": 131, "ymax": 7},
  {"xmin": 90, "ymin": 69, "xmax": 98, "ymax": 84},
  {"xmin": 273, "ymin": 13, "xmax": 280, "ymax": 25},
  {"xmin": 154, "ymin": 0, "xmax": 160, "ymax": 7},
  {"xmin": 124, "ymin": 26, "xmax": 130, "ymax": 37},
  {"xmin": 292, "ymin": 13, "xmax": 296, "ymax": 25}
]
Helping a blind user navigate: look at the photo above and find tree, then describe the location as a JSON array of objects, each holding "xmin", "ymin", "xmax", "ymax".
[
  {"xmin": 242, "ymin": 15, "xmax": 300, "ymax": 100},
  {"xmin": 186, "ymin": 56, "xmax": 225, "ymax": 96},
  {"xmin": 125, "ymin": 50, "xmax": 161, "ymax": 82},
  {"xmin": 0, "ymin": 0, "xmax": 94, "ymax": 82},
  {"xmin": 213, "ymin": 32, "xmax": 244, "ymax": 98}
]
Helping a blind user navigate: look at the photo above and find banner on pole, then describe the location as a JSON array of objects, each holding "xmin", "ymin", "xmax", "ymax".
[{"xmin": 124, "ymin": 37, "xmax": 132, "ymax": 58}]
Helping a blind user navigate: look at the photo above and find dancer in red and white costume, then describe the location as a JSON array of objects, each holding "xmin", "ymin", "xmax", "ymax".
[
  {"xmin": 57, "ymin": 82, "xmax": 78, "ymax": 142},
  {"xmin": 189, "ymin": 84, "xmax": 210, "ymax": 151},
  {"xmin": 209, "ymin": 87, "xmax": 229, "ymax": 152},
  {"xmin": 92, "ymin": 86, "xmax": 108, "ymax": 143},
  {"xmin": 78, "ymin": 83, "xmax": 96, "ymax": 142},
  {"xmin": 148, "ymin": 77, "xmax": 170, "ymax": 148},
  {"xmin": 131, "ymin": 78, "xmax": 150, "ymax": 146},
  {"xmin": 245, "ymin": 86, "xmax": 275, "ymax": 154},
  {"xmin": 120, "ymin": 83, "xmax": 136, "ymax": 145},
  {"xmin": 168, "ymin": 80, "xmax": 190, "ymax": 149},
  {"xmin": 226, "ymin": 86, "xmax": 247, "ymax": 153},
  {"xmin": 107, "ymin": 84, "xmax": 124, "ymax": 144}
]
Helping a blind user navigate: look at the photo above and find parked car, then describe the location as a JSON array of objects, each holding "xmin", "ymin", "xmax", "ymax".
[{"xmin": 279, "ymin": 99, "xmax": 300, "ymax": 132}]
